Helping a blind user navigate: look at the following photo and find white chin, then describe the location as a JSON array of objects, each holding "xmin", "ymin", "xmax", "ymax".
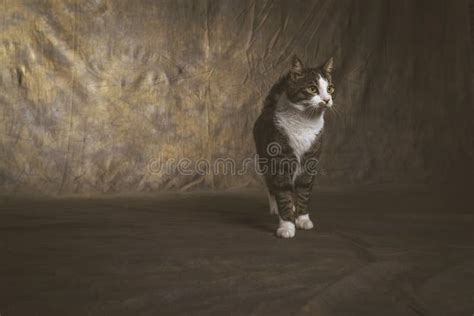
[{"xmin": 321, "ymin": 102, "xmax": 333, "ymax": 108}]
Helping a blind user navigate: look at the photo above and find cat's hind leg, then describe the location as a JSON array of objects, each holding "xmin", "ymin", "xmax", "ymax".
[{"xmin": 267, "ymin": 192, "xmax": 278, "ymax": 215}]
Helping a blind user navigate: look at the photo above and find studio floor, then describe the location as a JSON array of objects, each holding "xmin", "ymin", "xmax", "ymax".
[{"xmin": 1, "ymin": 190, "xmax": 473, "ymax": 316}]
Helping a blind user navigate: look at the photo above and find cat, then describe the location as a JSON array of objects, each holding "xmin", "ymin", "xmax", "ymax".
[{"xmin": 253, "ymin": 55, "xmax": 335, "ymax": 238}]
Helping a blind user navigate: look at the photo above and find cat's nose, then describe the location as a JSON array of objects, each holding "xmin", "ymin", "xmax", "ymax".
[{"xmin": 323, "ymin": 98, "xmax": 330, "ymax": 104}]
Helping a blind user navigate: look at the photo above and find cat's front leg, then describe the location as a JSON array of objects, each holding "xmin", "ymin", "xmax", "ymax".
[
  {"xmin": 274, "ymin": 189, "xmax": 296, "ymax": 238},
  {"xmin": 266, "ymin": 156, "xmax": 297, "ymax": 238},
  {"xmin": 294, "ymin": 172, "xmax": 315, "ymax": 230}
]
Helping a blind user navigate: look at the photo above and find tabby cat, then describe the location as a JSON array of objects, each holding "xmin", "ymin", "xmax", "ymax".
[{"xmin": 253, "ymin": 55, "xmax": 335, "ymax": 238}]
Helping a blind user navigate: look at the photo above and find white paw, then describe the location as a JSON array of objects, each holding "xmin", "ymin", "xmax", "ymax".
[
  {"xmin": 295, "ymin": 214, "xmax": 314, "ymax": 230},
  {"xmin": 276, "ymin": 219, "xmax": 295, "ymax": 238}
]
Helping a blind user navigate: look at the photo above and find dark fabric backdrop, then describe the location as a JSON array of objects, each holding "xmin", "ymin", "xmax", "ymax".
[{"xmin": 0, "ymin": 0, "xmax": 472, "ymax": 194}]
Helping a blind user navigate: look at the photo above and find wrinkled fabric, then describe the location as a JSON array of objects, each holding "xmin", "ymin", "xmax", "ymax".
[{"xmin": 0, "ymin": 0, "xmax": 472, "ymax": 194}]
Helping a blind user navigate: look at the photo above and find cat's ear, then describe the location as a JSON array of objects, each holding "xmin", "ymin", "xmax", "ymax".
[
  {"xmin": 290, "ymin": 55, "xmax": 304, "ymax": 78},
  {"xmin": 323, "ymin": 57, "xmax": 334, "ymax": 73}
]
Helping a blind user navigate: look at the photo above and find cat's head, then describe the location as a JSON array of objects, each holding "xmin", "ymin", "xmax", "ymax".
[{"xmin": 284, "ymin": 55, "xmax": 335, "ymax": 111}]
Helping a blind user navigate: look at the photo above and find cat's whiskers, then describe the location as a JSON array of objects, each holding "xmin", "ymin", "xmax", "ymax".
[
  {"xmin": 306, "ymin": 106, "xmax": 319, "ymax": 120},
  {"xmin": 334, "ymin": 105, "xmax": 342, "ymax": 117},
  {"xmin": 329, "ymin": 107, "xmax": 338, "ymax": 119},
  {"xmin": 328, "ymin": 104, "xmax": 341, "ymax": 119}
]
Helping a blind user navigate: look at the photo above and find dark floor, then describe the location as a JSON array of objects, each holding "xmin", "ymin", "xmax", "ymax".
[{"xmin": 1, "ymin": 190, "xmax": 473, "ymax": 316}]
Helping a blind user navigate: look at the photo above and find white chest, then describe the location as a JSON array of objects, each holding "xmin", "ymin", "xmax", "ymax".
[{"xmin": 275, "ymin": 113, "xmax": 324, "ymax": 161}]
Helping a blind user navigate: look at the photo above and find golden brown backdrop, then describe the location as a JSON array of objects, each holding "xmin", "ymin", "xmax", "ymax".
[{"xmin": 0, "ymin": 0, "xmax": 472, "ymax": 194}]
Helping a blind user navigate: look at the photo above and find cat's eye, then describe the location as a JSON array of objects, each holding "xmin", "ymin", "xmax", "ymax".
[
  {"xmin": 327, "ymin": 84, "xmax": 335, "ymax": 95},
  {"xmin": 306, "ymin": 86, "xmax": 318, "ymax": 94}
]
